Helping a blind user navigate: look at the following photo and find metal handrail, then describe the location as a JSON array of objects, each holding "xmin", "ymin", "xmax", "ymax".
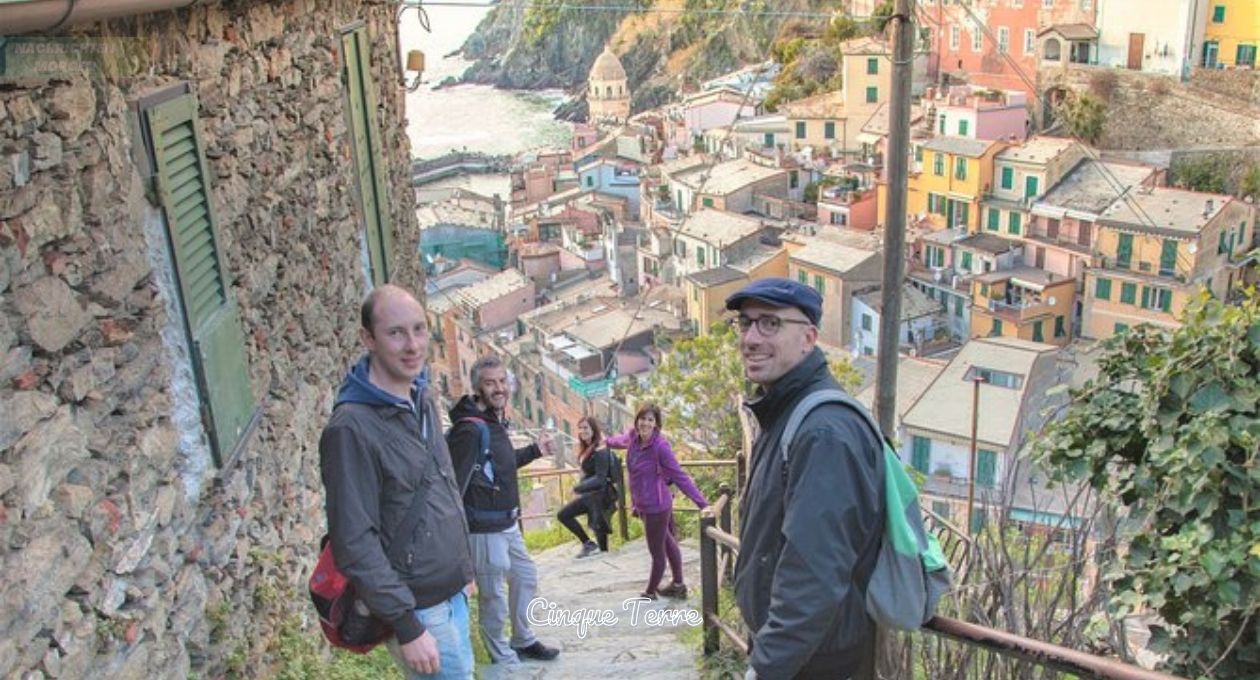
[{"xmin": 697, "ymin": 490, "xmax": 1186, "ymax": 680}]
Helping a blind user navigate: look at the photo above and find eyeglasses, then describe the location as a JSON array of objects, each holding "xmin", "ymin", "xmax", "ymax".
[{"xmin": 729, "ymin": 314, "xmax": 813, "ymax": 336}]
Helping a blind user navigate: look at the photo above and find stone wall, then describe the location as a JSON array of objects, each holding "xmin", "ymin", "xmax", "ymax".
[
  {"xmin": 0, "ymin": 1, "xmax": 420, "ymax": 677},
  {"xmin": 1039, "ymin": 64, "xmax": 1260, "ymax": 150}
]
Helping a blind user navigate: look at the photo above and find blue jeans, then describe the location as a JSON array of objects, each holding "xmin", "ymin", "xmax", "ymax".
[{"xmin": 388, "ymin": 591, "xmax": 474, "ymax": 680}]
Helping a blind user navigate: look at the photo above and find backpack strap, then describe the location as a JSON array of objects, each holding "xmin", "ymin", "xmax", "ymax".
[
  {"xmin": 780, "ymin": 389, "xmax": 889, "ymax": 485},
  {"xmin": 455, "ymin": 416, "xmax": 493, "ymax": 496}
]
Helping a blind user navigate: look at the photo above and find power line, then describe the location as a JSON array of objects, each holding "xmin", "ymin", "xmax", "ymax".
[{"xmin": 408, "ymin": 0, "xmax": 883, "ymax": 21}]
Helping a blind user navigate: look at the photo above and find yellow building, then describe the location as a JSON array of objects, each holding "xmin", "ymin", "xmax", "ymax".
[
  {"xmin": 684, "ymin": 249, "xmax": 789, "ymax": 334},
  {"xmin": 781, "ymin": 91, "xmax": 850, "ymax": 156},
  {"xmin": 1082, "ymin": 188, "xmax": 1255, "ymax": 339},
  {"xmin": 787, "ymin": 238, "xmax": 883, "ymax": 349},
  {"xmin": 1202, "ymin": 0, "xmax": 1258, "ymax": 67},
  {"xmin": 969, "ymin": 268, "xmax": 1077, "ymax": 346},
  {"xmin": 902, "ymin": 137, "xmax": 1006, "ymax": 231}
]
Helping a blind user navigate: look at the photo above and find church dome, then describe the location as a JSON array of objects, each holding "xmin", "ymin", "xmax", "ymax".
[{"xmin": 590, "ymin": 46, "xmax": 627, "ymax": 83}]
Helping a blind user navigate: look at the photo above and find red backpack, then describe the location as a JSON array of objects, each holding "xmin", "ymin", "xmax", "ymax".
[{"xmin": 309, "ymin": 478, "xmax": 432, "ymax": 653}]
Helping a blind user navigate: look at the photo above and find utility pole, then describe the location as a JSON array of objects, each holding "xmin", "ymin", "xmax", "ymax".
[
  {"xmin": 966, "ymin": 374, "xmax": 985, "ymax": 535},
  {"xmin": 874, "ymin": 0, "xmax": 916, "ymax": 435}
]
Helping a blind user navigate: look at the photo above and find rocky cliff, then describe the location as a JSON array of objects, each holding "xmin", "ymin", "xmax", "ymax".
[{"xmin": 459, "ymin": 0, "xmax": 832, "ymax": 118}]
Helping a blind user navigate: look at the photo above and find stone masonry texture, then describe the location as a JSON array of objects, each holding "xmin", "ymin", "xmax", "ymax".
[{"xmin": 0, "ymin": 1, "xmax": 421, "ymax": 677}]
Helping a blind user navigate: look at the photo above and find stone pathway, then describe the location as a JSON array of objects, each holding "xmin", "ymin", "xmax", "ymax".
[{"xmin": 477, "ymin": 538, "xmax": 703, "ymax": 680}]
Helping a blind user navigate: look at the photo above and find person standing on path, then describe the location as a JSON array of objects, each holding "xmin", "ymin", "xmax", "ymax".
[
  {"xmin": 606, "ymin": 403, "xmax": 708, "ymax": 600},
  {"xmin": 319, "ymin": 284, "xmax": 475, "ymax": 679},
  {"xmin": 726, "ymin": 278, "xmax": 884, "ymax": 680},
  {"xmin": 447, "ymin": 354, "xmax": 561, "ymax": 665},
  {"xmin": 556, "ymin": 416, "xmax": 618, "ymax": 558}
]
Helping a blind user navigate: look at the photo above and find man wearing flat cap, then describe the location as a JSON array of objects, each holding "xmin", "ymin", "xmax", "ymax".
[{"xmin": 727, "ymin": 277, "xmax": 883, "ymax": 680}]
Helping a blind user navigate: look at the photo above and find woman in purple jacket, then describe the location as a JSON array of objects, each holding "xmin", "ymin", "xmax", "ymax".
[{"xmin": 606, "ymin": 403, "xmax": 708, "ymax": 600}]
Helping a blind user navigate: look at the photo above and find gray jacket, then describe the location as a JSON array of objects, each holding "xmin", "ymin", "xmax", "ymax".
[
  {"xmin": 734, "ymin": 348, "xmax": 884, "ymax": 679},
  {"xmin": 319, "ymin": 358, "xmax": 474, "ymax": 644}
]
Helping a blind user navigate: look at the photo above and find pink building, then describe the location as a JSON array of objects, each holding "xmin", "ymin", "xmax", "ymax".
[
  {"xmin": 818, "ymin": 185, "xmax": 880, "ymax": 231},
  {"xmin": 924, "ymin": 85, "xmax": 1029, "ymax": 142},
  {"xmin": 451, "ymin": 268, "xmax": 536, "ymax": 334}
]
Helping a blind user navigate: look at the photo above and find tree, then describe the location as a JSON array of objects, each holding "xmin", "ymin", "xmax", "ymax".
[
  {"xmin": 1172, "ymin": 155, "xmax": 1230, "ymax": 194},
  {"xmin": 1054, "ymin": 92, "xmax": 1106, "ymax": 145},
  {"xmin": 625, "ymin": 321, "xmax": 861, "ymax": 457},
  {"xmin": 1035, "ymin": 291, "xmax": 1260, "ymax": 678},
  {"xmin": 1242, "ymin": 165, "xmax": 1260, "ymax": 201}
]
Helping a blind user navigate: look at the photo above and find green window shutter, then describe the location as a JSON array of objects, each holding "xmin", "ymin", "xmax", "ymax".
[
  {"xmin": 1140, "ymin": 286, "xmax": 1151, "ymax": 309},
  {"xmin": 1095, "ymin": 277, "xmax": 1111, "ymax": 300},
  {"xmin": 1212, "ymin": 5, "xmax": 1225, "ymax": 22},
  {"xmin": 977, "ymin": 449, "xmax": 997, "ymax": 488},
  {"xmin": 1160, "ymin": 289, "xmax": 1172, "ymax": 313},
  {"xmin": 1159, "ymin": 239, "xmax": 1178, "ymax": 275},
  {"xmin": 697, "ymin": 246, "xmax": 705, "ymax": 266},
  {"xmin": 585, "ymin": 176, "xmax": 594, "ymax": 187},
  {"xmin": 1115, "ymin": 322, "xmax": 1129, "ymax": 334},
  {"xmin": 955, "ymin": 157, "xmax": 967, "ymax": 180},
  {"xmin": 814, "ymin": 275, "xmax": 825, "ymax": 296},
  {"xmin": 862, "ymin": 314, "xmax": 872, "ymax": 331},
  {"xmin": 1054, "ymin": 315, "xmax": 1066, "ymax": 337},
  {"xmin": 987, "ymin": 207, "xmax": 1000, "ymax": 231},
  {"xmin": 1024, "ymin": 175, "xmax": 1039, "ymax": 199},
  {"xmin": 961, "ymin": 251, "xmax": 973, "ymax": 270},
  {"xmin": 1120, "ymin": 281, "xmax": 1137, "ymax": 304},
  {"xmin": 796, "ymin": 121, "xmax": 806, "ymax": 138},
  {"xmin": 764, "ymin": 132, "xmax": 774, "ymax": 147},
  {"xmin": 1000, "ymin": 166, "xmax": 1013, "ymax": 190},
  {"xmin": 958, "ymin": 119, "xmax": 969, "ymax": 136},
  {"xmin": 957, "ymin": 201, "xmax": 969, "ymax": 226},
  {"xmin": 992, "ymin": 318, "xmax": 1003, "ymax": 336},
  {"xmin": 1032, "ymin": 320, "xmax": 1044, "ymax": 342},
  {"xmin": 867, "ymin": 57, "xmax": 879, "ymax": 74},
  {"xmin": 824, "ymin": 122, "xmax": 835, "ymax": 139},
  {"xmin": 145, "ymin": 91, "xmax": 256, "ymax": 466},
  {"xmin": 798, "ymin": 270, "xmax": 808, "ymax": 284},
  {"xmin": 1117, "ymin": 233, "xmax": 1133, "ymax": 268},
  {"xmin": 342, "ymin": 25, "xmax": 393, "ymax": 286},
  {"xmin": 934, "ymin": 154, "xmax": 944, "ymax": 176},
  {"xmin": 915, "ymin": 145, "xmax": 924, "ymax": 162},
  {"xmin": 702, "ymin": 196, "xmax": 714, "ymax": 207},
  {"xmin": 939, "ymin": 116, "xmax": 947, "ymax": 134},
  {"xmin": 955, "ymin": 295, "xmax": 964, "ymax": 317},
  {"xmin": 911, "ymin": 436, "xmax": 931, "ymax": 473},
  {"xmin": 865, "ymin": 86, "xmax": 878, "ymax": 103},
  {"xmin": 1008, "ymin": 211, "xmax": 1021, "ymax": 235}
]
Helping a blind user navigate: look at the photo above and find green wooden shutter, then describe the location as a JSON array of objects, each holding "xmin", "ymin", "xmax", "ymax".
[
  {"xmin": 342, "ymin": 24, "xmax": 393, "ymax": 286},
  {"xmin": 911, "ymin": 436, "xmax": 931, "ymax": 474},
  {"xmin": 1032, "ymin": 320, "xmax": 1044, "ymax": 342},
  {"xmin": 1054, "ymin": 315, "xmax": 1066, "ymax": 337},
  {"xmin": 977, "ymin": 449, "xmax": 997, "ymax": 488},
  {"xmin": 1024, "ymin": 175, "xmax": 1039, "ymax": 199},
  {"xmin": 987, "ymin": 207, "xmax": 1000, "ymax": 231},
  {"xmin": 961, "ymin": 251, "xmax": 973, "ymax": 270},
  {"xmin": 1001, "ymin": 166, "xmax": 1013, "ymax": 190},
  {"xmin": 1008, "ymin": 211, "xmax": 1021, "ymax": 235},
  {"xmin": 1121, "ymin": 282, "xmax": 1137, "ymax": 305},
  {"xmin": 1117, "ymin": 233, "xmax": 1133, "ymax": 268},
  {"xmin": 1159, "ymin": 239, "xmax": 1178, "ymax": 275},
  {"xmin": 1095, "ymin": 277, "xmax": 1111, "ymax": 300},
  {"xmin": 146, "ymin": 92, "xmax": 256, "ymax": 466}
]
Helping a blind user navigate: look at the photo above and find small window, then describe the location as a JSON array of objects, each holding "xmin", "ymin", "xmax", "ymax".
[
  {"xmin": 702, "ymin": 196, "xmax": 714, "ymax": 208},
  {"xmin": 912, "ymin": 436, "xmax": 931, "ymax": 473},
  {"xmin": 1024, "ymin": 28, "xmax": 1036, "ymax": 55},
  {"xmin": 1114, "ymin": 322, "xmax": 1129, "ymax": 335},
  {"xmin": 961, "ymin": 251, "xmax": 973, "ymax": 271},
  {"xmin": 795, "ymin": 121, "xmax": 806, "ymax": 139},
  {"xmin": 865, "ymin": 86, "xmax": 879, "ymax": 103},
  {"xmin": 585, "ymin": 176, "xmax": 594, "ymax": 187},
  {"xmin": 1054, "ymin": 315, "xmax": 1066, "ymax": 338},
  {"xmin": 1212, "ymin": 5, "xmax": 1225, "ymax": 22},
  {"xmin": 813, "ymin": 275, "xmax": 825, "ymax": 296},
  {"xmin": 977, "ymin": 450, "xmax": 997, "ymax": 488},
  {"xmin": 992, "ymin": 318, "xmax": 1004, "ymax": 336},
  {"xmin": 697, "ymin": 246, "xmax": 705, "ymax": 266},
  {"xmin": 798, "ymin": 270, "xmax": 808, "ymax": 284},
  {"xmin": 998, "ymin": 27, "xmax": 1010, "ymax": 54},
  {"xmin": 862, "ymin": 313, "xmax": 872, "ymax": 331},
  {"xmin": 955, "ymin": 296, "xmax": 965, "ymax": 318},
  {"xmin": 1032, "ymin": 320, "xmax": 1044, "ymax": 343},
  {"xmin": 971, "ymin": 25, "xmax": 983, "ymax": 52},
  {"xmin": 1000, "ymin": 166, "xmax": 1014, "ymax": 190},
  {"xmin": 954, "ymin": 157, "xmax": 967, "ymax": 180},
  {"xmin": 1024, "ymin": 175, "xmax": 1039, "ymax": 199},
  {"xmin": 790, "ymin": 170, "xmax": 799, "ymax": 189},
  {"xmin": 950, "ymin": 25, "xmax": 961, "ymax": 50},
  {"xmin": 824, "ymin": 121, "xmax": 836, "ymax": 139},
  {"xmin": 867, "ymin": 57, "xmax": 879, "ymax": 75},
  {"xmin": 987, "ymin": 208, "xmax": 1000, "ymax": 231},
  {"xmin": 958, "ymin": 119, "xmax": 969, "ymax": 136},
  {"xmin": 1008, "ymin": 212, "xmax": 1022, "ymax": 235},
  {"xmin": 1120, "ymin": 281, "xmax": 1137, "ymax": 305},
  {"xmin": 934, "ymin": 153, "xmax": 945, "ymax": 176}
]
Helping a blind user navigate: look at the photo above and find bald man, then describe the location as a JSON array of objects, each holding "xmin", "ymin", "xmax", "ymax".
[{"xmin": 319, "ymin": 285, "xmax": 475, "ymax": 679}]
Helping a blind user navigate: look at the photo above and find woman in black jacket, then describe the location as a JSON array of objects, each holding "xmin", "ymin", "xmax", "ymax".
[{"xmin": 557, "ymin": 416, "xmax": 616, "ymax": 558}]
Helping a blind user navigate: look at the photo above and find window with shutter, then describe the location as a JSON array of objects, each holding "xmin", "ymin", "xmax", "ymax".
[
  {"xmin": 342, "ymin": 23, "xmax": 393, "ymax": 286},
  {"xmin": 977, "ymin": 449, "xmax": 997, "ymax": 488},
  {"xmin": 1116, "ymin": 233, "xmax": 1133, "ymax": 268},
  {"xmin": 141, "ymin": 88, "xmax": 258, "ymax": 467},
  {"xmin": 1095, "ymin": 277, "xmax": 1111, "ymax": 300},
  {"xmin": 911, "ymin": 436, "xmax": 931, "ymax": 473}
]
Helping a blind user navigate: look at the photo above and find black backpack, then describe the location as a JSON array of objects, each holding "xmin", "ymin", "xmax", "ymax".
[{"xmin": 604, "ymin": 449, "xmax": 624, "ymax": 511}]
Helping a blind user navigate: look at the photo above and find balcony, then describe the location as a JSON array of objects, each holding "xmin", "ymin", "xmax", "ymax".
[
  {"xmin": 819, "ymin": 186, "xmax": 870, "ymax": 207},
  {"xmin": 981, "ymin": 297, "xmax": 1054, "ymax": 324}
]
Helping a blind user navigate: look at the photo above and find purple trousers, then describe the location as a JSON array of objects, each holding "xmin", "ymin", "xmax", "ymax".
[{"xmin": 642, "ymin": 510, "xmax": 683, "ymax": 594}]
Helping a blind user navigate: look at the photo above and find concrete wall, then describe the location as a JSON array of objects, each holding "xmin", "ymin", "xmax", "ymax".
[{"xmin": 0, "ymin": 1, "xmax": 420, "ymax": 677}]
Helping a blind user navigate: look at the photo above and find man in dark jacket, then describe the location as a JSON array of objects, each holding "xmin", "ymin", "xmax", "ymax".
[
  {"xmin": 447, "ymin": 354, "xmax": 559, "ymax": 664},
  {"xmin": 726, "ymin": 278, "xmax": 884, "ymax": 680},
  {"xmin": 320, "ymin": 285, "xmax": 475, "ymax": 679}
]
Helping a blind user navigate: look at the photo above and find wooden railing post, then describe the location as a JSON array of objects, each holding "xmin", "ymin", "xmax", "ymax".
[
  {"xmin": 717, "ymin": 483, "xmax": 733, "ymax": 584},
  {"xmin": 700, "ymin": 506, "xmax": 719, "ymax": 656}
]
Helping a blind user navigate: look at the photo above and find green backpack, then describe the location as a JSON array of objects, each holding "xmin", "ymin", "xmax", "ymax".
[{"xmin": 780, "ymin": 389, "xmax": 952, "ymax": 631}]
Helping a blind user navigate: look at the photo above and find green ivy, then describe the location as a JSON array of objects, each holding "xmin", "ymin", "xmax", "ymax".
[{"xmin": 1035, "ymin": 289, "xmax": 1260, "ymax": 678}]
